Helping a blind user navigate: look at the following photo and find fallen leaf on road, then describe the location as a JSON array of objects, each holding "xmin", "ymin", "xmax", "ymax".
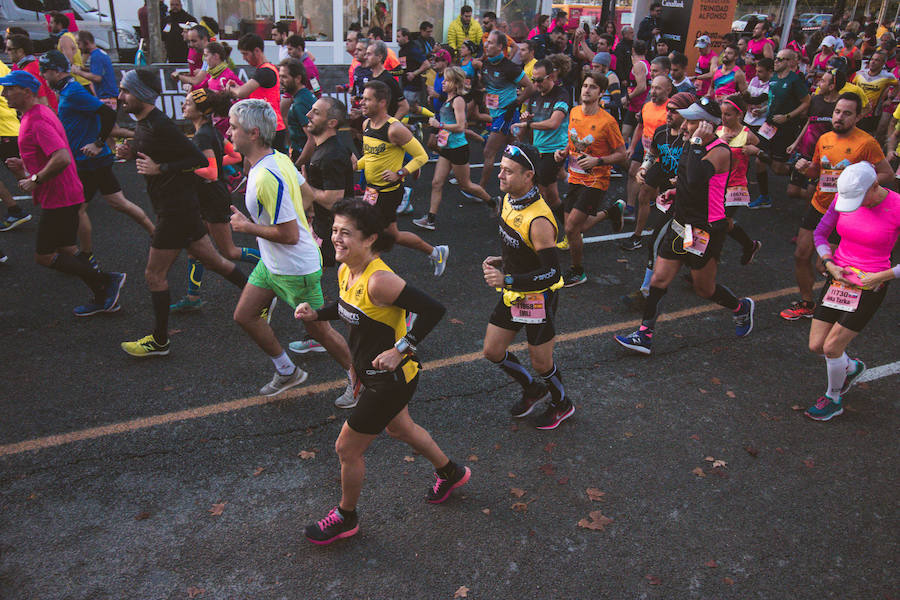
[
  {"xmin": 698, "ymin": 388, "xmax": 708, "ymax": 394},
  {"xmin": 726, "ymin": 390, "xmax": 736, "ymax": 398},
  {"xmin": 543, "ymin": 441, "xmax": 557, "ymax": 453},
  {"xmin": 704, "ymin": 559, "xmax": 718, "ymax": 568},
  {"xmin": 508, "ymin": 472, "xmax": 516, "ymax": 478},
  {"xmin": 403, "ymin": 455, "xmax": 415, "ymax": 463},
  {"xmin": 586, "ymin": 488, "xmax": 606, "ymax": 501},
  {"xmin": 692, "ymin": 467, "xmax": 706, "ymax": 477},
  {"xmin": 712, "ymin": 459, "xmax": 727, "ymax": 469},
  {"xmin": 624, "ymin": 432, "xmax": 634, "ymax": 438},
  {"xmin": 616, "ymin": 258, "xmax": 628, "ymax": 263},
  {"xmin": 467, "ymin": 454, "xmax": 479, "ymax": 462},
  {"xmin": 449, "ymin": 318, "xmax": 464, "ymax": 325},
  {"xmin": 298, "ymin": 450, "xmax": 317, "ymax": 460},
  {"xmin": 557, "ymin": 477, "xmax": 569, "ymax": 485},
  {"xmin": 134, "ymin": 511, "xmax": 151, "ymax": 521},
  {"xmin": 326, "ymin": 414, "xmax": 337, "ymax": 421},
  {"xmin": 539, "ymin": 463, "xmax": 555, "ymax": 476},
  {"xmin": 704, "ymin": 456, "xmax": 715, "ymax": 462},
  {"xmin": 163, "ymin": 385, "xmax": 174, "ymax": 391},
  {"xmin": 493, "ymin": 443, "xmax": 501, "ymax": 450},
  {"xmin": 481, "ymin": 508, "xmax": 491, "ymax": 515},
  {"xmin": 791, "ymin": 405, "xmax": 803, "ymax": 411},
  {"xmin": 253, "ymin": 467, "xmax": 265, "ymax": 476},
  {"xmin": 167, "ymin": 329, "xmax": 184, "ymax": 336},
  {"xmin": 510, "ymin": 487, "xmax": 526, "ymax": 498},
  {"xmin": 645, "ymin": 574, "xmax": 662, "ymax": 585},
  {"xmin": 187, "ymin": 587, "xmax": 205, "ymax": 598},
  {"xmin": 577, "ymin": 510, "xmax": 613, "ymax": 531},
  {"xmin": 803, "ymin": 459, "xmax": 815, "ymax": 468},
  {"xmin": 511, "ymin": 502, "xmax": 528, "ymax": 512},
  {"xmin": 690, "ymin": 434, "xmax": 700, "ymax": 441},
  {"xmin": 635, "ymin": 402, "xmax": 644, "ymax": 408},
  {"xmin": 454, "ymin": 585, "xmax": 469, "ymax": 598},
  {"xmin": 209, "ymin": 503, "xmax": 226, "ymax": 516},
  {"xmin": 723, "ymin": 577, "xmax": 735, "ymax": 585},
  {"xmin": 775, "ymin": 447, "xmax": 784, "ymax": 453},
  {"xmin": 744, "ymin": 446, "xmax": 759, "ymax": 457},
  {"xmin": 711, "ymin": 377, "xmax": 721, "ymax": 385}
]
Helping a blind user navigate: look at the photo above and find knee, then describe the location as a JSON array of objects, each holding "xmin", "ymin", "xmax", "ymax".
[
  {"xmin": 334, "ymin": 436, "xmax": 360, "ymax": 462},
  {"xmin": 794, "ymin": 245, "xmax": 812, "ymax": 261},
  {"xmin": 693, "ymin": 281, "xmax": 715, "ymax": 299},
  {"xmin": 808, "ymin": 339, "xmax": 825, "ymax": 355},
  {"xmin": 483, "ymin": 344, "xmax": 505, "ymax": 364},
  {"xmin": 821, "ymin": 339, "xmax": 845, "ymax": 358},
  {"xmin": 564, "ymin": 221, "xmax": 578, "ymax": 237},
  {"xmin": 144, "ymin": 267, "xmax": 163, "ymax": 288}
]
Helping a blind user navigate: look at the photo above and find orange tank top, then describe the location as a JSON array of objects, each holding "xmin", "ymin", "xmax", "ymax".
[
  {"xmin": 640, "ymin": 101, "xmax": 668, "ymax": 151},
  {"xmin": 249, "ymin": 63, "xmax": 285, "ymax": 131}
]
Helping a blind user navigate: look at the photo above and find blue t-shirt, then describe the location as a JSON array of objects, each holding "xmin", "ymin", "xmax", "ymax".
[
  {"xmin": 89, "ymin": 48, "xmax": 118, "ymax": 99},
  {"xmin": 482, "ymin": 54, "xmax": 524, "ymax": 117},
  {"xmin": 57, "ymin": 77, "xmax": 110, "ymax": 163},
  {"xmin": 527, "ymin": 85, "xmax": 570, "ymax": 153},
  {"xmin": 438, "ymin": 96, "xmax": 466, "ymax": 149}
]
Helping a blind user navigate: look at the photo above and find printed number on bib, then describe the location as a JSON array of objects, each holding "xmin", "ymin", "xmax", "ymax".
[
  {"xmin": 822, "ymin": 280, "xmax": 860, "ymax": 312},
  {"xmin": 758, "ymin": 122, "xmax": 777, "ymax": 140},
  {"xmin": 725, "ymin": 185, "xmax": 751, "ymax": 207},
  {"xmin": 683, "ymin": 225, "xmax": 710, "ymax": 256},
  {"xmin": 486, "ymin": 93, "xmax": 500, "ymax": 109},
  {"xmin": 511, "ymin": 293, "xmax": 547, "ymax": 324},
  {"xmin": 819, "ymin": 169, "xmax": 840, "ymax": 193},
  {"xmin": 363, "ymin": 187, "xmax": 379, "ymax": 205},
  {"xmin": 436, "ymin": 129, "xmax": 449, "ymax": 148}
]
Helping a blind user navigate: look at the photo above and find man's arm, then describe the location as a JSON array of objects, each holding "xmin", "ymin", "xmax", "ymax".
[
  {"xmin": 530, "ymin": 107, "xmax": 567, "ymax": 130},
  {"xmin": 386, "ymin": 122, "xmax": 428, "ymax": 177},
  {"xmin": 230, "ymin": 206, "xmax": 300, "ymax": 244}
]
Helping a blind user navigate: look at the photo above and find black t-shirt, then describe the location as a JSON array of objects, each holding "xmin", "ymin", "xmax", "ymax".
[
  {"xmin": 162, "ymin": 10, "xmax": 195, "ymax": 63},
  {"xmin": 399, "ymin": 39, "xmax": 427, "ymax": 91},
  {"xmin": 650, "ymin": 124, "xmax": 686, "ymax": 178},
  {"xmin": 192, "ymin": 121, "xmax": 231, "ymax": 204},
  {"xmin": 133, "ymin": 108, "xmax": 206, "ymax": 215},
  {"xmin": 308, "ymin": 135, "xmax": 353, "ymax": 265},
  {"xmin": 252, "ymin": 65, "xmax": 278, "ymax": 89},
  {"xmin": 372, "ymin": 69, "xmax": 403, "ymax": 116}
]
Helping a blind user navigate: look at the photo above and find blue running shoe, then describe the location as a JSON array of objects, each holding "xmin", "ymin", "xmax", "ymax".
[
  {"xmin": 734, "ymin": 297, "xmax": 754, "ymax": 337},
  {"xmin": 841, "ymin": 359, "xmax": 867, "ymax": 395},
  {"xmin": 748, "ymin": 195, "xmax": 772, "ymax": 209},
  {"xmin": 805, "ymin": 395, "xmax": 843, "ymax": 421},
  {"xmin": 104, "ymin": 272, "xmax": 126, "ymax": 310},
  {"xmin": 615, "ymin": 329, "xmax": 652, "ymax": 355}
]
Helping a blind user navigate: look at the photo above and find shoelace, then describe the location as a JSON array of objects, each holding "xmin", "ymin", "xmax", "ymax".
[
  {"xmin": 432, "ymin": 474, "xmax": 448, "ymax": 494},
  {"xmin": 317, "ymin": 509, "xmax": 343, "ymax": 530},
  {"xmin": 814, "ymin": 396, "xmax": 831, "ymax": 410}
]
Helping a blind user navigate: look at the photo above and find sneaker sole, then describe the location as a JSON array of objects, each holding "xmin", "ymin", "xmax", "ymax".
[
  {"xmin": 427, "ymin": 466, "xmax": 471, "ymax": 504},
  {"xmin": 804, "ymin": 407, "xmax": 844, "ymax": 421},
  {"xmin": 511, "ymin": 392, "xmax": 549, "ymax": 418},
  {"xmin": 413, "ymin": 221, "xmax": 436, "ymax": 231},
  {"xmin": 780, "ymin": 312, "xmax": 813, "ymax": 321},
  {"xmin": 433, "ymin": 247, "xmax": 449, "ymax": 277},
  {"xmin": 306, "ymin": 525, "xmax": 360, "ymax": 545},
  {"xmin": 614, "ymin": 336, "xmax": 652, "ymax": 355},
  {"xmin": 261, "ymin": 369, "xmax": 309, "ymax": 397},
  {"xmin": 74, "ymin": 307, "xmax": 107, "ymax": 317},
  {"xmin": 0, "ymin": 215, "xmax": 32, "ymax": 231},
  {"xmin": 841, "ymin": 361, "xmax": 867, "ymax": 395},
  {"xmin": 563, "ymin": 277, "xmax": 587, "ymax": 288},
  {"xmin": 535, "ymin": 404, "xmax": 575, "ymax": 430},
  {"xmin": 742, "ymin": 241, "xmax": 762, "ymax": 265},
  {"xmin": 121, "ymin": 345, "xmax": 170, "ymax": 358},
  {"xmin": 289, "ymin": 344, "xmax": 327, "ymax": 354},
  {"xmin": 170, "ymin": 303, "xmax": 205, "ymax": 313},
  {"xmin": 736, "ymin": 298, "xmax": 755, "ymax": 337}
]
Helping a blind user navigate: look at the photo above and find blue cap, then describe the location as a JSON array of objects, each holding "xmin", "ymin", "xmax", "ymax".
[{"xmin": 0, "ymin": 70, "xmax": 41, "ymax": 93}]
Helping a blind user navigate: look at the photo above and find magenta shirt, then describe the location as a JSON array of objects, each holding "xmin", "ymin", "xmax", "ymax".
[
  {"xmin": 18, "ymin": 104, "xmax": 83, "ymax": 209},
  {"xmin": 815, "ymin": 190, "xmax": 900, "ymax": 273}
]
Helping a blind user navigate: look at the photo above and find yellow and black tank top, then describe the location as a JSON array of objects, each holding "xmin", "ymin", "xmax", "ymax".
[
  {"xmin": 338, "ymin": 258, "xmax": 418, "ymax": 385},
  {"xmin": 498, "ymin": 193, "xmax": 557, "ymax": 276},
  {"xmin": 362, "ymin": 117, "xmax": 404, "ymax": 192}
]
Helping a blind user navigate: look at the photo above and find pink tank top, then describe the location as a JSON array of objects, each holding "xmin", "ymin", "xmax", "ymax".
[
  {"xmin": 712, "ymin": 65, "xmax": 741, "ymax": 99},
  {"xmin": 627, "ymin": 59, "xmax": 651, "ymax": 112},
  {"xmin": 716, "ymin": 125, "xmax": 750, "ymax": 187},
  {"xmin": 705, "ymin": 138, "xmax": 731, "ymax": 223},
  {"xmin": 695, "ymin": 53, "xmax": 713, "ymax": 96}
]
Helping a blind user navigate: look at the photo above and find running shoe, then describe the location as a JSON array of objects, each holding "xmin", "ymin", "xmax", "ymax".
[
  {"xmin": 0, "ymin": 250, "xmax": 6, "ymax": 263},
  {"xmin": 426, "ymin": 465, "xmax": 471, "ymax": 504},
  {"xmin": 460, "ymin": 189, "xmax": 478, "ymax": 201},
  {"xmin": 621, "ymin": 290, "xmax": 647, "ymax": 312},
  {"xmin": 104, "ymin": 272, "xmax": 126, "ymax": 309},
  {"xmin": 615, "ymin": 329, "xmax": 653, "ymax": 355},
  {"xmin": 610, "ymin": 199, "xmax": 626, "ymax": 233},
  {"xmin": 780, "ymin": 300, "xmax": 815, "ymax": 321},
  {"xmin": 431, "ymin": 245, "xmax": 449, "ymax": 277},
  {"xmin": 74, "ymin": 300, "xmax": 110, "ymax": 317},
  {"xmin": 288, "ymin": 337, "xmax": 327, "ymax": 354},
  {"xmin": 412, "ymin": 215, "xmax": 436, "ymax": 231},
  {"xmin": 0, "ymin": 212, "xmax": 32, "ymax": 232},
  {"xmin": 841, "ymin": 359, "xmax": 867, "ymax": 395},
  {"xmin": 748, "ymin": 194, "xmax": 773, "ymax": 209},
  {"xmin": 619, "ymin": 236, "xmax": 643, "ymax": 251},
  {"xmin": 260, "ymin": 296, "xmax": 277, "ymax": 323},
  {"xmin": 805, "ymin": 395, "xmax": 844, "ymax": 421},
  {"xmin": 259, "ymin": 366, "xmax": 308, "ymax": 396},
  {"xmin": 169, "ymin": 296, "xmax": 206, "ymax": 312},
  {"xmin": 448, "ymin": 176, "xmax": 458, "ymax": 185},
  {"xmin": 741, "ymin": 240, "xmax": 763, "ymax": 265},
  {"xmin": 734, "ymin": 297, "xmax": 755, "ymax": 337},
  {"xmin": 510, "ymin": 381, "xmax": 549, "ymax": 417},
  {"xmin": 305, "ymin": 507, "xmax": 359, "ymax": 545},
  {"xmin": 556, "ymin": 236, "xmax": 570, "ymax": 250},
  {"xmin": 533, "ymin": 398, "xmax": 575, "ymax": 430},
  {"xmin": 563, "ymin": 266, "xmax": 587, "ymax": 287},
  {"xmin": 396, "ymin": 187, "xmax": 414, "ymax": 214},
  {"xmin": 228, "ymin": 174, "xmax": 248, "ymax": 194},
  {"xmin": 334, "ymin": 381, "xmax": 358, "ymax": 409},
  {"xmin": 121, "ymin": 334, "xmax": 170, "ymax": 357},
  {"xmin": 623, "ymin": 204, "xmax": 636, "ymax": 221}
]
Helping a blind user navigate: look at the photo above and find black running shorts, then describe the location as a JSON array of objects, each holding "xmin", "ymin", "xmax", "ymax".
[
  {"xmin": 656, "ymin": 220, "xmax": 726, "ymax": 270},
  {"xmin": 489, "ymin": 289, "xmax": 558, "ymax": 346},
  {"xmin": 800, "ymin": 203, "xmax": 825, "ymax": 232},
  {"xmin": 78, "ymin": 159, "xmax": 122, "ymax": 202},
  {"xmin": 373, "ymin": 186, "xmax": 403, "ymax": 225},
  {"xmin": 438, "ymin": 145, "xmax": 469, "ymax": 166},
  {"xmin": 813, "ymin": 278, "xmax": 888, "ymax": 332},
  {"xmin": 564, "ymin": 183, "xmax": 607, "ymax": 217},
  {"xmin": 152, "ymin": 210, "xmax": 208, "ymax": 250},
  {"xmin": 0, "ymin": 136, "xmax": 19, "ymax": 161},
  {"xmin": 535, "ymin": 152, "xmax": 564, "ymax": 187},
  {"xmin": 348, "ymin": 374, "xmax": 419, "ymax": 435},
  {"xmin": 36, "ymin": 204, "xmax": 81, "ymax": 255}
]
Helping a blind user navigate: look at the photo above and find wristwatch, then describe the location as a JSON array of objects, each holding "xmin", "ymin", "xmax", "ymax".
[
  {"xmin": 504, "ymin": 274, "xmax": 514, "ymax": 287},
  {"xmin": 30, "ymin": 173, "xmax": 39, "ymax": 184},
  {"xmin": 394, "ymin": 336, "xmax": 415, "ymax": 355},
  {"xmin": 690, "ymin": 136, "xmax": 704, "ymax": 145}
]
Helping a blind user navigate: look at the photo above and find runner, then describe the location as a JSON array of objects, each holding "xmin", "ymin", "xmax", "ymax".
[
  {"xmin": 477, "ymin": 30, "xmax": 535, "ymax": 195},
  {"xmin": 556, "ymin": 71, "xmax": 626, "ymax": 286},
  {"xmin": 615, "ymin": 98, "xmax": 755, "ymax": 354},
  {"xmin": 708, "ymin": 45, "xmax": 747, "ymax": 100},
  {"xmin": 0, "ymin": 70, "xmax": 124, "ymax": 316},
  {"xmin": 5, "ymin": 34, "xmax": 57, "ymax": 111},
  {"xmin": 805, "ymin": 162, "xmax": 900, "ymax": 421},
  {"xmin": 116, "ymin": 69, "xmax": 248, "ymax": 357},
  {"xmin": 358, "ymin": 80, "xmax": 449, "ymax": 276},
  {"xmin": 0, "ymin": 58, "xmax": 31, "ymax": 232},
  {"xmin": 72, "ymin": 32, "xmax": 118, "ymax": 108},
  {"xmin": 622, "ymin": 40, "xmax": 650, "ymax": 143},
  {"xmin": 692, "ymin": 35, "xmax": 717, "ymax": 98},
  {"xmin": 482, "ymin": 142, "xmax": 573, "ymax": 430},
  {"xmin": 227, "ymin": 99, "xmax": 354, "ymax": 398},
  {"xmin": 745, "ymin": 57, "xmax": 772, "ymax": 207},
  {"xmin": 413, "ymin": 67, "xmax": 495, "ymax": 231},
  {"xmin": 364, "ymin": 40, "xmax": 408, "ymax": 120},
  {"xmin": 38, "ymin": 51, "xmax": 155, "ymax": 267},
  {"xmin": 783, "ymin": 93, "xmax": 891, "ymax": 321},
  {"xmin": 296, "ymin": 198, "xmax": 469, "ymax": 545},
  {"xmin": 852, "ymin": 50, "xmax": 897, "ymax": 136}
]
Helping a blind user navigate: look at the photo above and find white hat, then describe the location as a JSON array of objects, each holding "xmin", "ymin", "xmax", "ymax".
[
  {"xmin": 695, "ymin": 35, "xmax": 711, "ymax": 48},
  {"xmin": 834, "ymin": 162, "xmax": 877, "ymax": 212},
  {"xmin": 819, "ymin": 35, "xmax": 838, "ymax": 49}
]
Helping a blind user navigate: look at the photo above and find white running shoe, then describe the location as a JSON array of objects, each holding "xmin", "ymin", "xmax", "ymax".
[
  {"xmin": 431, "ymin": 245, "xmax": 449, "ymax": 277},
  {"xmin": 260, "ymin": 366, "xmax": 308, "ymax": 396},
  {"xmin": 334, "ymin": 381, "xmax": 358, "ymax": 409}
]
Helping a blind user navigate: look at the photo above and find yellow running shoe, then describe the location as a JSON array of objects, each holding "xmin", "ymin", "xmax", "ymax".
[
  {"xmin": 556, "ymin": 236, "xmax": 570, "ymax": 250},
  {"xmin": 121, "ymin": 334, "xmax": 170, "ymax": 357}
]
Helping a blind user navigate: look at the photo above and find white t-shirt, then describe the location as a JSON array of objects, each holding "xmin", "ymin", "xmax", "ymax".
[
  {"xmin": 245, "ymin": 151, "xmax": 321, "ymax": 276},
  {"xmin": 278, "ymin": 45, "xmax": 290, "ymax": 62},
  {"xmin": 744, "ymin": 76, "xmax": 771, "ymax": 126}
]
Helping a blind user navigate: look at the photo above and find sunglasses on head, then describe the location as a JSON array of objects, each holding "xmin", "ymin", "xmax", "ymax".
[{"xmin": 505, "ymin": 144, "xmax": 536, "ymax": 171}]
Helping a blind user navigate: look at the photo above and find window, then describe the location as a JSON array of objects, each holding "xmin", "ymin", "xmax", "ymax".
[
  {"xmin": 216, "ymin": 0, "xmax": 333, "ymax": 41},
  {"xmin": 396, "ymin": 0, "xmax": 444, "ymax": 42}
]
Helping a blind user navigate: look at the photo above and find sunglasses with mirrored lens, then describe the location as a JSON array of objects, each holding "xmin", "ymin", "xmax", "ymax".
[{"xmin": 504, "ymin": 144, "xmax": 536, "ymax": 171}]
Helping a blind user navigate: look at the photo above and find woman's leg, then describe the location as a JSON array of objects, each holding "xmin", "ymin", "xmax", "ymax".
[
  {"xmin": 453, "ymin": 163, "xmax": 491, "ymax": 202},
  {"xmin": 334, "ymin": 422, "xmax": 378, "ymax": 512}
]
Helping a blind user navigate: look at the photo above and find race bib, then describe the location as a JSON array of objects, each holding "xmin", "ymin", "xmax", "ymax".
[
  {"xmin": 486, "ymin": 93, "xmax": 500, "ymax": 109},
  {"xmin": 758, "ymin": 122, "xmax": 777, "ymax": 140},
  {"xmin": 725, "ymin": 185, "xmax": 751, "ymax": 207},
  {"xmin": 641, "ymin": 135, "xmax": 652, "ymax": 152},
  {"xmin": 511, "ymin": 293, "xmax": 547, "ymax": 323},
  {"xmin": 656, "ymin": 192, "xmax": 674, "ymax": 213},
  {"xmin": 684, "ymin": 225, "xmax": 710, "ymax": 256},
  {"xmin": 822, "ymin": 281, "xmax": 861, "ymax": 312},
  {"xmin": 310, "ymin": 77, "xmax": 321, "ymax": 94},
  {"xmin": 819, "ymin": 169, "xmax": 840, "ymax": 193},
  {"xmin": 436, "ymin": 129, "xmax": 449, "ymax": 148},
  {"xmin": 363, "ymin": 187, "xmax": 379, "ymax": 205}
]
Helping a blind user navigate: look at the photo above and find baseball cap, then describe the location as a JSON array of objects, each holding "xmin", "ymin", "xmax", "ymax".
[
  {"xmin": 0, "ymin": 70, "xmax": 40, "ymax": 92},
  {"xmin": 677, "ymin": 96, "xmax": 722, "ymax": 123},
  {"xmin": 667, "ymin": 91, "xmax": 697, "ymax": 110},
  {"xmin": 592, "ymin": 51, "xmax": 612, "ymax": 67},
  {"xmin": 819, "ymin": 35, "xmax": 838, "ymax": 48},
  {"xmin": 432, "ymin": 48, "xmax": 452, "ymax": 63},
  {"xmin": 834, "ymin": 162, "xmax": 877, "ymax": 212},
  {"xmin": 695, "ymin": 35, "xmax": 710, "ymax": 48},
  {"xmin": 38, "ymin": 49, "xmax": 70, "ymax": 73}
]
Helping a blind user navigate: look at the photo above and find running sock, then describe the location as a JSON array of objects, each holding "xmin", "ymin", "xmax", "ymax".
[
  {"xmin": 641, "ymin": 285, "xmax": 667, "ymax": 327},
  {"xmin": 757, "ymin": 169, "xmax": 769, "ymax": 196},
  {"xmin": 540, "ymin": 364, "xmax": 566, "ymax": 405},
  {"xmin": 187, "ymin": 258, "xmax": 204, "ymax": 296},
  {"xmin": 337, "ymin": 506, "xmax": 357, "ymax": 519},
  {"xmin": 272, "ymin": 351, "xmax": 295, "ymax": 376},
  {"xmin": 224, "ymin": 266, "xmax": 248, "ymax": 288},
  {"xmin": 728, "ymin": 223, "xmax": 754, "ymax": 251},
  {"xmin": 50, "ymin": 252, "xmax": 107, "ymax": 298},
  {"xmin": 710, "ymin": 284, "xmax": 740, "ymax": 311},
  {"xmin": 427, "ymin": 212, "xmax": 436, "ymax": 221},
  {"xmin": 825, "ymin": 353, "xmax": 850, "ymax": 400},
  {"xmin": 493, "ymin": 351, "xmax": 534, "ymax": 388},
  {"xmin": 436, "ymin": 459, "xmax": 459, "ymax": 480},
  {"xmin": 239, "ymin": 247, "xmax": 261, "ymax": 264},
  {"xmin": 640, "ymin": 268, "xmax": 653, "ymax": 294},
  {"xmin": 151, "ymin": 289, "xmax": 170, "ymax": 345}
]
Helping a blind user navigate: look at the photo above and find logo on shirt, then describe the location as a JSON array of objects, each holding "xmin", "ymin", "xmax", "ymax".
[
  {"xmin": 363, "ymin": 141, "xmax": 387, "ymax": 155},
  {"xmin": 338, "ymin": 303, "xmax": 359, "ymax": 325}
]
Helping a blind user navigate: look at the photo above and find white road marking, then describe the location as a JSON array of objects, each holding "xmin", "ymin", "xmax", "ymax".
[
  {"xmin": 858, "ymin": 360, "xmax": 900, "ymax": 383},
  {"xmin": 584, "ymin": 229, "xmax": 654, "ymax": 244}
]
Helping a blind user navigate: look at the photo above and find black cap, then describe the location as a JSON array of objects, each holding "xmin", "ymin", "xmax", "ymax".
[{"xmin": 38, "ymin": 49, "xmax": 69, "ymax": 73}]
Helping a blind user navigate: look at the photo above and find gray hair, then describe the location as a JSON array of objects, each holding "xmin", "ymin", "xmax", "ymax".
[
  {"xmin": 370, "ymin": 39, "xmax": 387, "ymax": 61},
  {"xmin": 229, "ymin": 98, "xmax": 276, "ymax": 146}
]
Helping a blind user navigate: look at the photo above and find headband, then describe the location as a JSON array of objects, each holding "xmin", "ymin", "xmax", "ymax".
[
  {"xmin": 120, "ymin": 70, "xmax": 159, "ymax": 104},
  {"xmin": 724, "ymin": 99, "xmax": 743, "ymax": 114}
]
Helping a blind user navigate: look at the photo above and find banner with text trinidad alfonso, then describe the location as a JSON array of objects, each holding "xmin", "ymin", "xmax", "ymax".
[{"xmin": 683, "ymin": 0, "xmax": 737, "ymax": 73}]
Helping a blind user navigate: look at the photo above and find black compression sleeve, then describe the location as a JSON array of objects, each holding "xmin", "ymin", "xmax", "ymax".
[
  {"xmin": 509, "ymin": 247, "xmax": 561, "ymax": 292},
  {"xmin": 394, "ymin": 284, "xmax": 446, "ymax": 345},
  {"xmin": 96, "ymin": 104, "xmax": 116, "ymax": 142},
  {"xmin": 314, "ymin": 302, "xmax": 339, "ymax": 321}
]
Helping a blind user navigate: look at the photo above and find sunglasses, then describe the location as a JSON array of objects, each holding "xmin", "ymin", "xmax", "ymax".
[
  {"xmin": 775, "ymin": 56, "xmax": 788, "ymax": 61},
  {"xmin": 532, "ymin": 76, "xmax": 546, "ymax": 84},
  {"xmin": 505, "ymin": 144, "xmax": 536, "ymax": 171}
]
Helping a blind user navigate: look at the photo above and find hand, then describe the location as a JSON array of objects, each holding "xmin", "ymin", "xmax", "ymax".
[
  {"xmin": 335, "ymin": 84, "xmax": 346, "ymax": 93},
  {"xmin": 18, "ymin": 176, "xmax": 35, "ymax": 192},
  {"xmin": 482, "ymin": 255, "xmax": 502, "ymax": 269},
  {"xmin": 742, "ymin": 144, "xmax": 760, "ymax": 156},
  {"xmin": 636, "ymin": 167, "xmax": 647, "ymax": 185},
  {"xmin": 5, "ymin": 157, "xmax": 24, "ymax": 175},
  {"xmin": 381, "ymin": 169, "xmax": 401, "ymax": 183},
  {"xmin": 428, "ymin": 117, "xmax": 441, "ymax": 129},
  {"xmin": 483, "ymin": 262, "xmax": 504, "ymax": 287},
  {"xmin": 575, "ymin": 154, "xmax": 597, "ymax": 171},
  {"xmin": 695, "ymin": 121, "xmax": 716, "ymax": 144},
  {"xmin": 887, "ymin": 149, "xmax": 897, "ymax": 162},
  {"xmin": 656, "ymin": 188, "xmax": 675, "ymax": 208},
  {"xmin": 80, "ymin": 142, "xmax": 103, "ymax": 157},
  {"xmin": 135, "ymin": 152, "xmax": 161, "ymax": 175},
  {"xmin": 751, "ymin": 107, "xmax": 764, "ymax": 117},
  {"xmin": 115, "ymin": 142, "xmax": 134, "ymax": 160},
  {"xmin": 170, "ymin": 71, "xmax": 180, "ymax": 81},
  {"xmin": 853, "ymin": 268, "xmax": 889, "ymax": 288},
  {"xmin": 794, "ymin": 157, "xmax": 811, "ymax": 174},
  {"xmin": 520, "ymin": 111, "xmax": 532, "ymax": 122},
  {"xmin": 293, "ymin": 302, "xmax": 318, "ymax": 321},
  {"xmin": 553, "ymin": 149, "xmax": 566, "ymax": 162},
  {"xmin": 350, "ymin": 154, "xmax": 358, "ymax": 171},
  {"xmin": 823, "ymin": 260, "xmax": 848, "ymax": 282},
  {"xmin": 371, "ymin": 347, "xmax": 404, "ymax": 371},
  {"xmin": 405, "ymin": 72, "xmax": 415, "ymax": 82},
  {"xmin": 772, "ymin": 114, "xmax": 788, "ymax": 125},
  {"xmin": 785, "ymin": 142, "xmax": 797, "ymax": 156},
  {"xmin": 229, "ymin": 205, "xmax": 252, "ymax": 233}
]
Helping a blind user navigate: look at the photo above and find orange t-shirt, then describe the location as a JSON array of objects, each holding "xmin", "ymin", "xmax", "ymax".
[
  {"xmin": 565, "ymin": 105, "xmax": 625, "ymax": 190},
  {"xmin": 810, "ymin": 128, "xmax": 884, "ymax": 214},
  {"xmin": 640, "ymin": 101, "xmax": 668, "ymax": 151}
]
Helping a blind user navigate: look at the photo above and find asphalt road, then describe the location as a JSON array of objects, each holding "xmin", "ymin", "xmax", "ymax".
[{"xmin": 0, "ymin": 159, "xmax": 897, "ymax": 600}]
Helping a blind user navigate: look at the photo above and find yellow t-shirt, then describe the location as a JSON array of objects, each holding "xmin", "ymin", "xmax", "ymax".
[
  {"xmin": 59, "ymin": 32, "xmax": 91, "ymax": 87},
  {"xmin": 853, "ymin": 70, "xmax": 898, "ymax": 106},
  {"xmin": 0, "ymin": 62, "xmax": 20, "ymax": 137}
]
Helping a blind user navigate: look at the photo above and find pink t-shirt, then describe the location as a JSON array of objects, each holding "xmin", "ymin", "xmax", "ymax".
[
  {"xmin": 815, "ymin": 190, "xmax": 900, "ymax": 273},
  {"xmin": 18, "ymin": 104, "xmax": 83, "ymax": 209}
]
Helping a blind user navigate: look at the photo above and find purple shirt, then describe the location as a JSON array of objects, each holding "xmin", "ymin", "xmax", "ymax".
[
  {"xmin": 18, "ymin": 104, "xmax": 83, "ymax": 209},
  {"xmin": 815, "ymin": 189, "xmax": 900, "ymax": 274}
]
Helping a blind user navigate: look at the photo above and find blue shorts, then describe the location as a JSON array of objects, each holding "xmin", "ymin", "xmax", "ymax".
[
  {"xmin": 630, "ymin": 141, "xmax": 645, "ymax": 163},
  {"xmin": 490, "ymin": 110, "xmax": 519, "ymax": 135}
]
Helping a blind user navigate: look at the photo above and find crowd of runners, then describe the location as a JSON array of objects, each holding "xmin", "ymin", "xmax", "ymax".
[{"xmin": 0, "ymin": 6, "xmax": 898, "ymax": 545}]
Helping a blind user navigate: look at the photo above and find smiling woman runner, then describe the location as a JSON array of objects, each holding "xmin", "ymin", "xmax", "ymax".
[
  {"xmin": 295, "ymin": 199, "xmax": 470, "ymax": 545},
  {"xmin": 805, "ymin": 162, "xmax": 900, "ymax": 421}
]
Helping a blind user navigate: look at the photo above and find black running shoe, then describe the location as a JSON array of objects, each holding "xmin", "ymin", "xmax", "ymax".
[
  {"xmin": 426, "ymin": 465, "xmax": 471, "ymax": 504},
  {"xmin": 533, "ymin": 398, "xmax": 575, "ymax": 430},
  {"xmin": 740, "ymin": 240, "xmax": 762, "ymax": 265},
  {"xmin": 305, "ymin": 507, "xmax": 359, "ymax": 545},
  {"xmin": 619, "ymin": 236, "xmax": 642, "ymax": 251},
  {"xmin": 510, "ymin": 381, "xmax": 549, "ymax": 417}
]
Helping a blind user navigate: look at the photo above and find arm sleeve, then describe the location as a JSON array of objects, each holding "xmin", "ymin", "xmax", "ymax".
[
  {"xmin": 96, "ymin": 103, "xmax": 116, "ymax": 141},
  {"xmin": 400, "ymin": 137, "xmax": 428, "ymax": 174},
  {"xmin": 814, "ymin": 203, "xmax": 839, "ymax": 258},
  {"xmin": 394, "ymin": 284, "xmax": 446, "ymax": 345},
  {"xmin": 194, "ymin": 155, "xmax": 218, "ymax": 181},
  {"xmin": 509, "ymin": 246, "xmax": 561, "ymax": 291},
  {"xmin": 607, "ymin": 81, "xmax": 622, "ymax": 108},
  {"xmin": 223, "ymin": 141, "xmax": 242, "ymax": 166},
  {"xmin": 314, "ymin": 302, "xmax": 340, "ymax": 321}
]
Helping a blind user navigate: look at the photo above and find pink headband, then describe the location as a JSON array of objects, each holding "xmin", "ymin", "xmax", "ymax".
[{"xmin": 723, "ymin": 99, "xmax": 743, "ymax": 114}]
